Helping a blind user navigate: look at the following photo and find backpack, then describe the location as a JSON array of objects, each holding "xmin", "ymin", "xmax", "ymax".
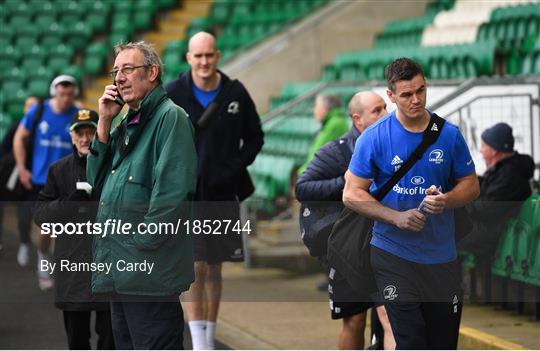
[{"xmin": 299, "ymin": 138, "xmax": 353, "ymax": 258}]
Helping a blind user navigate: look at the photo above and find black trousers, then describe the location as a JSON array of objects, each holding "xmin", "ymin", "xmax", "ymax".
[
  {"xmin": 371, "ymin": 247, "xmax": 463, "ymax": 350},
  {"xmin": 110, "ymin": 298, "xmax": 184, "ymax": 350},
  {"xmin": 17, "ymin": 186, "xmax": 43, "ymax": 244},
  {"xmin": 62, "ymin": 310, "xmax": 114, "ymax": 350}
]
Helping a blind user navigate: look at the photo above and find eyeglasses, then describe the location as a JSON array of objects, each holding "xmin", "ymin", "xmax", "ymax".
[{"xmin": 109, "ymin": 65, "xmax": 149, "ymax": 78}]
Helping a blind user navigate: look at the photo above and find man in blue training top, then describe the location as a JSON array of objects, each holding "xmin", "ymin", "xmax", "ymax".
[
  {"xmin": 12, "ymin": 75, "xmax": 79, "ymax": 290},
  {"xmin": 343, "ymin": 57, "xmax": 479, "ymax": 349}
]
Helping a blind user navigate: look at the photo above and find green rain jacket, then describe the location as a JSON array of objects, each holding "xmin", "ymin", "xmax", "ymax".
[
  {"xmin": 298, "ymin": 108, "xmax": 349, "ymax": 175},
  {"xmin": 87, "ymin": 85, "xmax": 197, "ymax": 296}
]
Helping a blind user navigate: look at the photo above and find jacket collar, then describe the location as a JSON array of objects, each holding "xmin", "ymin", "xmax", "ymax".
[
  {"xmin": 179, "ymin": 69, "xmax": 231, "ymax": 97},
  {"xmin": 124, "ymin": 84, "xmax": 168, "ymax": 123},
  {"xmin": 322, "ymin": 108, "xmax": 345, "ymax": 127}
]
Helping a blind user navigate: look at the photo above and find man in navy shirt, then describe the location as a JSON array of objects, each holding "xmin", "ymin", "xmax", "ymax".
[
  {"xmin": 343, "ymin": 58, "xmax": 479, "ymax": 349},
  {"xmin": 12, "ymin": 75, "xmax": 79, "ymax": 290},
  {"xmin": 166, "ymin": 32, "xmax": 264, "ymax": 350}
]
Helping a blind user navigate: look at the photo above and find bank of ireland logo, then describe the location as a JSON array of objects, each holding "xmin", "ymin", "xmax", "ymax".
[
  {"xmin": 411, "ymin": 176, "xmax": 425, "ymax": 185},
  {"xmin": 383, "ymin": 285, "xmax": 398, "ymax": 300},
  {"xmin": 429, "ymin": 149, "xmax": 444, "ymax": 164}
]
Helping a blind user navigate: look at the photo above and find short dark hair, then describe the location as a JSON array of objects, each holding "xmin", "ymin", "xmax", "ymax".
[
  {"xmin": 385, "ymin": 57, "xmax": 425, "ymax": 92},
  {"xmin": 56, "ymin": 81, "xmax": 75, "ymax": 89}
]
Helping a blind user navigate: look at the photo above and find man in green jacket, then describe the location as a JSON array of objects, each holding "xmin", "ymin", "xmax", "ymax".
[
  {"xmin": 298, "ymin": 94, "xmax": 349, "ymax": 175},
  {"xmin": 87, "ymin": 41, "xmax": 197, "ymax": 349}
]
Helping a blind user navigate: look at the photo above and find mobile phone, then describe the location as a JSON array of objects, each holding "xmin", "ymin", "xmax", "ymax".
[
  {"xmin": 417, "ymin": 188, "xmax": 440, "ymax": 214},
  {"xmin": 113, "ymin": 80, "xmax": 125, "ymax": 106}
]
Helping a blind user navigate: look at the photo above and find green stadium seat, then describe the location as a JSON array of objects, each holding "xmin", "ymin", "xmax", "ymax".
[
  {"xmin": 85, "ymin": 12, "xmax": 108, "ymax": 34},
  {"xmin": 20, "ymin": 57, "xmax": 45, "ymax": 73},
  {"xmin": 188, "ymin": 17, "xmax": 211, "ymax": 38},
  {"xmin": 511, "ymin": 195, "xmax": 540, "ymax": 286},
  {"xmin": 49, "ymin": 44, "xmax": 74, "ymax": 62},
  {"xmin": 47, "ymin": 56, "xmax": 73, "ymax": 76},
  {"xmin": 42, "ymin": 22, "xmax": 66, "ymax": 47},
  {"xmin": 61, "ymin": 12, "xmax": 83, "ymax": 29},
  {"xmin": 210, "ymin": 1, "xmax": 231, "ymax": 26},
  {"xmin": 3, "ymin": 0, "xmax": 21, "ymax": 15},
  {"xmin": 62, "ymin": 66, "xmax": 83, "ymax": 85},
  {"xmin": 65, "ymin": 22, "xmax": 92, "ymax": 51},
  {"xmin": 111, "ymin": 1, "xmax": 134, "ymax": 13},
  {"xmin": 133, "ymin": 12, "xmax": 154, "ymax": 31},
  {"xmin": 158, "ymin": 0, "xmax": 176, "ymax": 9},
  {"xmin": 35, "ymin": 14, "xmax": 57, "ymax": 32},
  {"xmin": 26, "ymin": 79, "xmax": 50, "ymax": 99},
  {"xmin": 9, "ymin": 15, "xmax": 33, "ymax": 35},
  {"xmin": 32, "ymin": 1, "xmax": 57, "ymax": 16},
  {"xmin": 3, "ymin": 87, "xmax": 27, "ymax": 122},
  {"xmin": 83, "ymin": 42, "xmax": 108, "ymax": 75}
]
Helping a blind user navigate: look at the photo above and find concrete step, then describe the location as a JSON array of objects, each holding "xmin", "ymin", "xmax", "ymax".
[{"xmin": 216, "ymin": 263, "xmax": 539, "ymax": 350}]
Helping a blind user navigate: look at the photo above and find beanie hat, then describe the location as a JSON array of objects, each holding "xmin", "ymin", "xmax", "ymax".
[{"xmin": 481, "ymin": 122, "xmax": 514, "ymax": 152}]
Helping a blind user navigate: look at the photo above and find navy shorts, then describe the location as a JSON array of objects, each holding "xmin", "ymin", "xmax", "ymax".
[
  {"xmin": 192, "ymin": 201, "xmax": 244, "ymax": 264},
  {"xmin": 328, "ymin": 266, "xmax": 373, "ymax": 320},
  {"xmin": 370, "ymin": 246, "xmax": 463, "ymax": 349}
]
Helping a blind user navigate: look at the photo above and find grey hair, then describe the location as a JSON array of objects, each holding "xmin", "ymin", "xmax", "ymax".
[
  {"xmin": 317, "ymin": 94, "xmax": 341, "ymax": 110},
  {"xmin": 114, "ymin": 41, "xmax": 163, "ymax": 83}
]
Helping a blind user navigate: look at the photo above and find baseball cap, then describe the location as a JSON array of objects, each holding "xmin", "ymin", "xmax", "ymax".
[{"xmin": 70, "ymin": 109, "xmax": 98, "ymax": 131}]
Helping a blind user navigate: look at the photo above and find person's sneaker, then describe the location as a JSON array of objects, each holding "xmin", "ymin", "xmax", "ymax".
[
  {"xmin": 37, "ymin": 264, "xmax": 54, "ymax": 291},
  {"xmin": 17, "ymin": 243, "xmax": 30, "ymax": 267},
  {"xmin": 37, "ymin": 251, "xmax": 54, "ymax": 291},
  {"xmin": 38, "ymin": 274, "xmax": 54, "ymax": 291}
]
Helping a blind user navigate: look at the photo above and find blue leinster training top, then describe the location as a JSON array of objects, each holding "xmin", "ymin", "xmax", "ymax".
[
  {"xmin": 20, "ymin": 100, "xmax": 77, "ymax": 186},
  {"xmin": 348, "ymin": 110, "xmax": 475, "ymax": 264}
]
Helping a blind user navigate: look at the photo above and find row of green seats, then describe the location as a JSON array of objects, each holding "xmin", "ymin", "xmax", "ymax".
[
  {"xmin": 210, "ymin": 0, "xmax": 325, "ymax": 27},
  {"xmin": 325, "ymin": 41, "xmax": 496, "ymax": 81},
  {"xmin": 477, "ymin": 17, "xmax": 539, "ymax": 47},
  {"xmin": 249, "ymin": 153, "xmax": 296, "ymax": 199},
  {"xmin": 507, "ymin": 36, "xmax": 540, "ymax": 76},
  {"xmin": 492, "ymin": 195, "xmax": 540, "ymax": 286},
  {"xmin": 374, "ymin": 14, "xmax": 436, "ymax": 48},
  {"xmin": 491, "ymin": 2, "xmax": 540, "ymax": 22},
  {"xmin": 269, "ymin": 82, "xmax": 319, "ymax": 109},
  {"xmin": 1, "ymin": 66, "xmax": 83, "ymax": 120},
  {"xmin": 262, "ymin": 134, "xmax": 313, "ymax": 161}
]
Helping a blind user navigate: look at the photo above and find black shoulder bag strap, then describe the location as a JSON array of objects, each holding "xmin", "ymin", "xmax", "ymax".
[
  {"xmin": 196, "ymin": 79, "xmax": 237, "ymax": 129},
  {"xmin": 373, "ymin": 113, "xmax": 446, "ymax": 200},
  {"xmin": 26, "ymin": 99, "xmax": 46, "ymax": 169}
]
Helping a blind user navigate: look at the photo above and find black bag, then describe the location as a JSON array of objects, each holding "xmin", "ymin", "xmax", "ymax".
[
  {"xmin": 327, "ymin": 115, "xmax": 447, "ymax": 298},
  {"xmin": 0, "ymin": 100, "xmax": 44, "ymax": 201},
  {"xmin": 300, "ymin": 201, "xmax": 344, "ymax": 257},
  {"xmin": 299, "ymin": 138, "xmax": 353, "ymax": 257}
]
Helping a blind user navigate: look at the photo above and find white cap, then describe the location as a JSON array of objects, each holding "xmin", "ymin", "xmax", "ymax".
[{"xmin": 49, "ymin": 75, "xmax": 78, "ymax": 96}]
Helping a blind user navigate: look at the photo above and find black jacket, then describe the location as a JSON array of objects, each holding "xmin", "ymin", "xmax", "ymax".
[
  {"xmin": 295, "ymin": 127, "xmax": 359, "ymax": 202},
  {"xmin": 294, "ymin": 127, "xmax": 359, "ymax": 259},
  {"xmin": 460, "ymin": 152, "xmax": 535, "ymax": 256},
  {"xmin": 33, "ymin": 149, "xmax": 107, "ymax": 311},
  {"xmin": 166, "ymin": 70, "xmax": 264, "ymax": 201}
]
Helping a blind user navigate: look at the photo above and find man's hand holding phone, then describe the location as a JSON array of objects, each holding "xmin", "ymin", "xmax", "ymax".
[{"xmin": 97, "ymin": 83, "xmax": 124, "ymax": 144}]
